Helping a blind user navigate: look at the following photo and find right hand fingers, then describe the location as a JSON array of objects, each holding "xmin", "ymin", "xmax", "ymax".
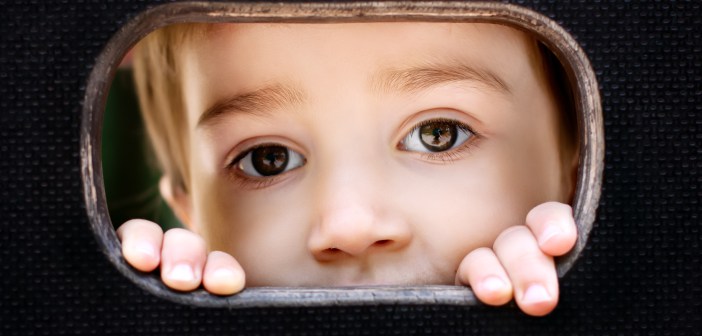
[
  {"xmin": 456, "ymin": 247, "xmax": 513, "ymax": 306},
  {"xmin": 160, "ymin": 228, "xmax": 207, "ymax": 291},
  {"xmin": 116, "ymin": 219, "xmax": 163, "ymax": 272},
  {"xmin": 203, "ymin": 251, "xmax": 246, "ymax": 295}
]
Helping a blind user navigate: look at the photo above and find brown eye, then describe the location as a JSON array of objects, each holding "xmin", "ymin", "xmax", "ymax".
[
  {"xmin": 251, "ymin": 146, "xmax": 289, "ymax": 176},
  {"xmin": 235, "ymin": 144, "xmax": 306, "ymax": 177},
  {"xmin": 419, "ymin": 122, "xmax": 458, "ymax": 152},
  {"xmin": 399, "ymin": 118, "xmax": 474, "ymax": 155}
]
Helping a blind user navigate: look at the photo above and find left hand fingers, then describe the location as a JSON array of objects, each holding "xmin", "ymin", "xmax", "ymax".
[
  {"xmin": 456, "ymin": 247, "xmax": 513, "ymax": 306},
  {"xmin": 494, "ymin": 226, "xmax": 559, "ymax": 316},
  {"xmin": 525, "ymin": 202, "xmax": 577, "ymax": 256}
]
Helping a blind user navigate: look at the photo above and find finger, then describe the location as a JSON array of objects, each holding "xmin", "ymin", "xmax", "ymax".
[
  {"xmin": 494, "ymin": 226, "xmax": 559, "ymax": 316},
  {"xmin": 160, "ymin": 228, "xmax": 207, "ymax": 292},
  {"xmin": 116, "ymin": 219, "xmax": 163, "ymax": 272},
  {"xmin": 525, "ymin": 202, "xmax": 577, "ymax": 256},
  {"xmin": 456, "ymin": 247, "xmax": 513, "ymax": 306},
  {"xmin": 202, "ymin": 251, "xmax": 246, "ymax": 295}
]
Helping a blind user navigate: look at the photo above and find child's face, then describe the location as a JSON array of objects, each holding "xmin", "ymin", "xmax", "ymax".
[{"xmin": 170, "ymin": 23, "xmax": 571, "ymax": 286}]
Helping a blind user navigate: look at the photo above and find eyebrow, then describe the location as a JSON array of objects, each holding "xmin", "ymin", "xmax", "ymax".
[
  {"xmin": 197, "ymin": 84, "xmax": 305, "ymax": 128},
  {"xmin": 371, "ymin": 61, "xmax": 511, "ymax": 96}
]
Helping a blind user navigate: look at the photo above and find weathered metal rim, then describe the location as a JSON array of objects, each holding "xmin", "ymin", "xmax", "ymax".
[{"xmin": 81, "ymin": 1, "xmax": 603, "ymax": 308}]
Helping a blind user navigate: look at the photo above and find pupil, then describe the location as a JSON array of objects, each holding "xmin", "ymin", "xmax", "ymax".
[
  {"xmin": 251, "ymin": 146, "xmax": 289, "ymax": 176},
  {"xmin": 419, "ymin": 122, "xmax": 457, "ymax": 152}
]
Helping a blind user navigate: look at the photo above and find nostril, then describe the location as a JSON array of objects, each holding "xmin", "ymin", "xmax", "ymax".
[
  {"xmin": 373, "ymin": 239, "xmax": 392, "ymax": 247},
  {"xmin": 313, "ymin": 239, "xmax": 402, "ymax": 261},
  {"xmin": 313, "ymin": 247, "xmax": 345, "ymax": 262}
]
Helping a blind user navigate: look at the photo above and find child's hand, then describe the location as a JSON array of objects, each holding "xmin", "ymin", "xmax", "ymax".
[
  {"xmin": 116, "ymin": 201, "xmax": 576, "ymax": 313},
  {"xmin": 455, "ymin": 202, "xmax": 577, "ymax": 316},
  {"xmin": 116, "ymin": 219, "xmax": 246, "ymax": 295}
]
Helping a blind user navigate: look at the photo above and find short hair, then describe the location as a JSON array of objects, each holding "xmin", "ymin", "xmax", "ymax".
[{"xmin": 132, "ymin": 23, "xmax": 206, "ymax": 192}]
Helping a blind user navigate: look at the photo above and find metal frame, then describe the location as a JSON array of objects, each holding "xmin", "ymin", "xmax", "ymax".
[{"xmin": 81, "ymin": 1, "xmax": 603, "ymax": 308}]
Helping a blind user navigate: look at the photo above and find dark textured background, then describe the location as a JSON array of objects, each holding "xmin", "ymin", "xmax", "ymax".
[{"xmin": 1, "ymin": 0, "xmax": 700, "ymax": 334}]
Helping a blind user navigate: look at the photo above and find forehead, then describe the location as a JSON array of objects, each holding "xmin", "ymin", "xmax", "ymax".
[
  {"xmin": 180, "ymin": 23, "xmax": 542, "ymax": 126},
  {"xmin": 196, "ymin": 22, "xmax": 532, "ymax": 49},
  {"xmin": 183, "ymin": 22, "xmax": 538, "ymax": 80}
]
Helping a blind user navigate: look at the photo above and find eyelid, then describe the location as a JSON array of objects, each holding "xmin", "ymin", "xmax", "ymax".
[
  {"xmin": 395, "ymin": 108, "xmax": 482, "ymax": 143},
  {"xmin": 222, "ymin": 137, "xmax": 306, "ymax": 170},
  {"xmin": 233, "ymin": 146, "xmax": 305, "ymax": 179},
  {"xmin": 395, "ymin": 114, "xmax": 482, "ymax": 163},
  {"xmin": 398, "ymin": 118, "xmax": 477, "ymax": 150},
  {"xmin": 222, "ymin": 138, "xmax": 307, "ymax": 190},
  {"xmin": 394, "ymin": 108, "xmax": 484, "ymax": 141},
  {"xmin": 411, "ymin": 118, "xmax": 478, "ymax": 138}
]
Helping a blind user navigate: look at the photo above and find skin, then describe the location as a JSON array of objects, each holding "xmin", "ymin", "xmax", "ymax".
[{"xmin": 116, "ymin": 23, "xmax": 578, "ymax": 316}]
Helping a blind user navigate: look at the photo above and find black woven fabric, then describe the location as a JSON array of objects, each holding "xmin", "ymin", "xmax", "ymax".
[{"xmin": 1, "ymin": 0, "xmax": 700, "ymax": 334}]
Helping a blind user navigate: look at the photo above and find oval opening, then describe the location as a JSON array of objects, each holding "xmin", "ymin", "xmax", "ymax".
[{"xmin": 82, "ymin": 1, "xmax": 603, "ymax": 308}]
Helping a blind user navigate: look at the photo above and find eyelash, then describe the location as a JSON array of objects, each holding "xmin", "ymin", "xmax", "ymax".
[
  {"xmin": 224, "ymin": 143, "xmax": 296, "ymax": 190},
  {"xmin": 400, "ymin": 118, "xmax": 481, "ymax": 163},
  {"xmin": 225, "ymin": 118, "xmax": 481, "ymax": 189},
  {"xmin": 227, "ymin": 172, "xmax": 281, "ymax": 190}
]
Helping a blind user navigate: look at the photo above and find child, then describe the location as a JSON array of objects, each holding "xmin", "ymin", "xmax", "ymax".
[{"xmin": 116, "ymin": 22, "xmax": 579, "ymax": 316}]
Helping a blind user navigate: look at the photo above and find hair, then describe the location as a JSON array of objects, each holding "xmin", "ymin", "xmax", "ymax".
[
  {"xmin": 132, "ymin": 23, "xmax": 578, "ymax": 194},
  {"xmin": 132, "ymin": 23, "xmax": 206, "ymax": 192}
]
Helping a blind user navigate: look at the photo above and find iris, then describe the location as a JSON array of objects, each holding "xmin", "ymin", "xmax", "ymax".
[
  {"xmin": 419, "ymin": 122, "xmax": 458, "ymax": 152},
  {"xmin": 251, "ymin": 146, "xmax": 289, "ymax": 176}
]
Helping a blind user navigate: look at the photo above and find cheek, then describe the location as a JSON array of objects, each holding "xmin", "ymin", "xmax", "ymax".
[
  {"xmin": 500, "ymin": 113, "xmax": 564, "ymax": 203},
  {"xmin": 392, "ymin": 155, "xmax": 532, "ymax": 268},
  {"xmin": 500, "ymin": 72, "xmax": 566, "ymax": 202},
  {"xmin": 193, "ymin": 180, "xmax": 312, "ymax": 284}
]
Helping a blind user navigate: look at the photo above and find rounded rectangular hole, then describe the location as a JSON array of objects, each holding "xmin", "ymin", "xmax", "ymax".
[{"xmin": 83, "ymin": 1, "xmax": 603, "ymax": 308}]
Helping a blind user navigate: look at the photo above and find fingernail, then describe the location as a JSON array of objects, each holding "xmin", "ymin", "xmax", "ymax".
[
  {"xmin": 539, "ymin": 223, "xmax": 564, "ymax": 246},
  {"xmin": 169, "ymin": 264, "xmax": 195, "ymax": 282},
  {"xmin": 522, "ymin": 284, "xmax": 552, "ymax": 304},
  {"xmin": 481, "ymin": 276, "xmax": 507, "ymax": 293},
  {"xmin": 136, "ymin": 242, "xmax": 158, "ymax": 259},
  {"xmin": 211, "ymin": 268, "xmax": 236, "ymax": 281}
]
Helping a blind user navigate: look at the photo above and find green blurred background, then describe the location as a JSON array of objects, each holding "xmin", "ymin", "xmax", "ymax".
[{"xmin": 102, "ymin": 69, "xmax": 181, "ymax": 230}]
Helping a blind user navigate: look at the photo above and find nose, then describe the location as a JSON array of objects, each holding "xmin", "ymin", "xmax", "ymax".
[
  {"xmin": 308, "ymin": 198, "xmax": 413, "ymax": 262},
  {"xmin": 306, "ymin": 120, "xmax": 413, "ymax": 262}
]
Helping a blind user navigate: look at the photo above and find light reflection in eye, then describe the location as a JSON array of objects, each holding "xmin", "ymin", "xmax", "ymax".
[
  {"xmin": 400, "ymin": 119, "xmax": 474, "ymax": 154},
  {"xmin": 234, "ymin": 145, "xmax": 306, "ymax": 177}
]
